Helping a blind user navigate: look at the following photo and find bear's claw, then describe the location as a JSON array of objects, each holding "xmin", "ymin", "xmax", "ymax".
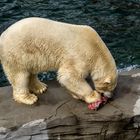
[{"xmin": 30, "ymin": 82, "xmax": 48, "ymax": 94}]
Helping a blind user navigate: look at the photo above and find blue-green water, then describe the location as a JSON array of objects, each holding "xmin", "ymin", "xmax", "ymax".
[{"xmin": 0, "ymin": 0, "xmax": 140, "ymax": 86}]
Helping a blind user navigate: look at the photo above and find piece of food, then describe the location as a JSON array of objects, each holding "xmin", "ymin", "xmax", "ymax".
[{"xmin": 88, "ymin": 96, "xmax": 108, "ymax": 110}]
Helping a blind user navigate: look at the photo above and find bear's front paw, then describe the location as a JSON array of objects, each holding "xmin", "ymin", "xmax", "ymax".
[
  {"xmin": 30, "ymin": 82, "xmax": 48, "ymax": 95},
  {"xmin": 84, "ymin": 90, "xmax": 101, "ymax": 104},
  {"xmin": 13, "ymin": 91, "xmax": 38, "ymax": 105}
]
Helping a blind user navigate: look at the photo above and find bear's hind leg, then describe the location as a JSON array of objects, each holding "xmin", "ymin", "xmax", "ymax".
[
  {"xmin": 3, "ymin": 66, "xmax": 38, "ymax": 105},
  {"xmin": 29, "ymin": 74, "xmax": 48, "ymax": 94}
]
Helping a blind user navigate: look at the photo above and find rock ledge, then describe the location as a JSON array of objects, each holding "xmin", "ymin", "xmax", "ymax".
[{"xmin": 0, "ymin": 70, "xmax": 140, "ymax": 140}]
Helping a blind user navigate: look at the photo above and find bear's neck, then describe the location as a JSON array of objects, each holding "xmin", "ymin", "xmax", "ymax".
[{"xmin": 91, "ymin": 52, "xmax": 117, "ymax": 81}]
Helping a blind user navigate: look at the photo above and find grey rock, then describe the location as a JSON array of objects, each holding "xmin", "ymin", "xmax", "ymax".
[
  {"xmin": 6, "ymin": 120, "xmax": 47, "ymax": 139},
  {"xmin": 21, "ymin": 119, "xmax": 47, "ymax": 130},
  {"xmin": 0, "ymin": 127, "xmax": 9, "ymax": 134},
  {"xmin": 31, "ymin": 134, "xmax": 49, "ymax": 140},
  {"xmin": 8, "ymin": 136, "xmax": 31, "ymax": 140},
  {"xmin": 0, "ymin": 69, "xmax": 140, "ymax": 139},
  {"xmin": 0, "ymin": 134, "xmax": 7, "ymax": 140}
]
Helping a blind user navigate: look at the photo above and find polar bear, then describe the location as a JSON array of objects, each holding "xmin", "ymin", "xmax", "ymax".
[{"xmin": 0, "ymin": 17, "xmax": 117, "ymax": 105}]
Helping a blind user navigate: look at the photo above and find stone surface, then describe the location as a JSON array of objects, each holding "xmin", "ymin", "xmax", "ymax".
[{"xmin": 0, "ymin": 70, "xmax": 140, "ymax": 140}]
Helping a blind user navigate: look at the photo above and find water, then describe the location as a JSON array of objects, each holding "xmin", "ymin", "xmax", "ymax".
[{"xmin": 0, "ymin": 0, "xmax": 140, "ymax": 86}]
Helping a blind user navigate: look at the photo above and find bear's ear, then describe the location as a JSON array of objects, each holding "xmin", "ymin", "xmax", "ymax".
[{"xmin": 104, "ymin": 76, "xmax": 111, "ymax": 84}]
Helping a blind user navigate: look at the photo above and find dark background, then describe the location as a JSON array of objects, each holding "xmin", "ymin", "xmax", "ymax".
[{"xmin": 0, "ymin": 0, "xmax": 140, "ymax": 86}]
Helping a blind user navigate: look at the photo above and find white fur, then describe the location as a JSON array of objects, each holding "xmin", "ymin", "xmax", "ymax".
[{"xmin": 0, "ymin": 17, "xmax": 117, "ymax": 104}]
